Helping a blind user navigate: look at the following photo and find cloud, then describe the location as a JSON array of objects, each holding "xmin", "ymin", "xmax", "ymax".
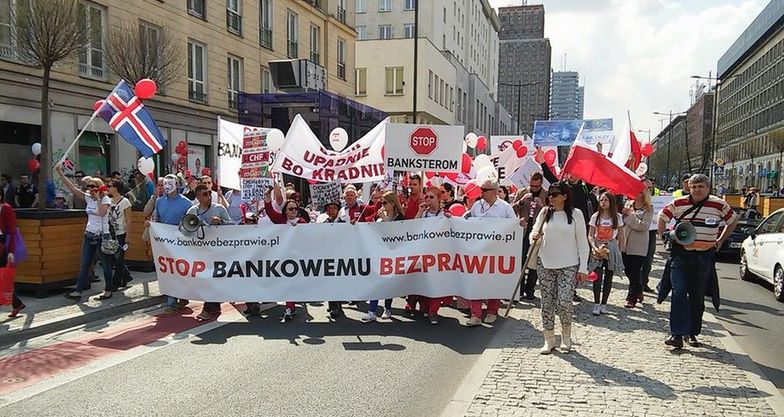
[{"xmin": 488, "ymin": 0, "xmax": 767, "ymax": 139}]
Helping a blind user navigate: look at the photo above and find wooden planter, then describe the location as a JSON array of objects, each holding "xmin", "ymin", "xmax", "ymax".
[{"xmin": 762, "ymin": 197, "xmax": 784, "ymax": 217}]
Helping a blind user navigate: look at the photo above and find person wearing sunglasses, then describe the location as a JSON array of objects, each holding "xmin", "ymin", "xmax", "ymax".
[
  {"xmin": 530, "ymin": 181, "xmax": 590, "ymax": 354},
  {"xmin": 414, "ymin": 187, "xmax": 454, "ymax": 325},
  {"xmin": 512, "ymin": 172, "xmax": 547, "ymax": 301},
  {"xmin": 268, "ymin": 198, "xmax": 309, "ymax": 321},
  {"xmin": 363, "ymin": 191, "xmax": 405, "ymax": 322},
  {"xmin": 465, "ymin": 178, "xmax": 516, "ymax": 327},
  {"xmin": 55, "ymin": 164, "xmax": 116, "ymax": 302}
]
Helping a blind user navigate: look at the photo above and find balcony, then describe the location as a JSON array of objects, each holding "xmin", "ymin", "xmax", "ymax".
[
  {"xmin": 337, "ymin": 6, "xmax": 346, "ymax": 24},
  {"xmin": 227, "ymin": 10, "xmax": 242, "ymax": 35},
  {"xmin": 259, "ymin": 27, "xmax": 272, "ymax": 49},
  {"xmin": 78, "ymin": 63, "xmax": 106, "ymax": 80},
  {"xmin": 310, "ymin": 52, "xmax": 320, "ymax": 65},
  {"xmin": 287, "ymin": 41, "xmax": 298, "ymax": 59}
]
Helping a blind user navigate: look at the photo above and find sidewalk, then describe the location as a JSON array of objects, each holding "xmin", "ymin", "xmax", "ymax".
[
  {"xmin": 0, "ymin": 269, "xmax": 163, "ymax": 347},
  {"xmin": 444, "ymin": 252, "xmax": 784, "ymax": 417}
]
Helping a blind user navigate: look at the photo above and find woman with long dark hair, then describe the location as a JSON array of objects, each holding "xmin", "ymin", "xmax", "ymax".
[
  {"xmin": 588, "ymin": 191, "xmax": 625, "ymax": 316},
  {"xmin": 530, "ymin": 181, "xmax": 590, "ymax": 354},
  {"xmin": 1, "ymin": 190, "xmax": 24, "ymax": 317}
]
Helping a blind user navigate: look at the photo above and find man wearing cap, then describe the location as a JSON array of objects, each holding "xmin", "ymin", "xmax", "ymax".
[
  {"xmin": 338, "ymin": 185, "xmax": 367, "ymax": 224},
  {"xmin": 52, "ymin": 191, "xmax": 69, "ymax": 209},
  {"xmin": 466, "ymin": 178, "xmax": 516, "ymax": 326},
  {"xmin": 672, "ymin": 173, "xmax": 692, "ymax": 198}
]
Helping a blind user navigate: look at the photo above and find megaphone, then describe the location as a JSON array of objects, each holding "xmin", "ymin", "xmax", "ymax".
[
  {"xmin": 179, "ymin": 214, "xmax": 202, "ymax": 234},
  {"xmin": 669, "ymin": 222, "xmax": 697, "ymax": 246}
]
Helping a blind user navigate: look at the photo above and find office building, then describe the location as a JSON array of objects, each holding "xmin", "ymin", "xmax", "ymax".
[{"xmin": 549, "ymin": 71, "xmax": 583, "ymax": 120}]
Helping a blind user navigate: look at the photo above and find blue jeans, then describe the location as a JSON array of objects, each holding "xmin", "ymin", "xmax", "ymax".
[
  {"xmin": 368, "ymin": 299, "xmax": 393, "ymax": 313},
  {"xmin": 669, "ymin": 249, "xmax": 714, "ymax": 337},
  {"xmin": 75, "ymin": 232, "xmax": 115, "ymax": 292}
]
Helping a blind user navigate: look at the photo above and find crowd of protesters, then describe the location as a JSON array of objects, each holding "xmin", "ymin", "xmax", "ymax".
[{"xmin": 3, "ymin": 154, "xmax": 729, "ymax": 355}]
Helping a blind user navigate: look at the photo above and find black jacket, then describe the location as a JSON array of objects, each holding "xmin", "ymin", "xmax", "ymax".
[{"xmin": 541, "ymin": 163, "xmax": 596, "ymax": 226}]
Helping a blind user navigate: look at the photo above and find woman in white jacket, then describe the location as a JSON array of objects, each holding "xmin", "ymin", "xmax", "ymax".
[{"xmin": 530, "ymin": 181, "xmax": 590, "ymax": 354}]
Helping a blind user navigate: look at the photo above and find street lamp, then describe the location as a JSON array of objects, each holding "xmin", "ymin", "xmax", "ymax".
[
  {"xmin": 654, "ymin": 110, "xmax": 687, "ymax": 187},
  {"xmin": 499, "ymin": 81, "xmax": 539, "ymax": 135}
]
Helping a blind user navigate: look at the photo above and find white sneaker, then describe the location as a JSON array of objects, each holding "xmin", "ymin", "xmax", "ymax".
[
  {"xmin": 466, "ymin": 316, "xmax": 482, "ymax": 327},
  {"xmin": 283, "ymin": 308, "xmax": 293, "ymax": 320},
  {"xmin": 381, "ymin": 308, "xmax": 392, "ymax": 319},
  {"xmin": 592, "ymin": 304, "xmax": 602, "ymax": 316},
  {"xmin": 599, "ymin": 304, "xmax": 608, "ymax": 314},
  {"xmin": 361, "ymin": 312, "xmax": 377, "ymax": 322},
  {"xmin": 484, "ymin": 314, "xmax": 498, "ymax": 324}
]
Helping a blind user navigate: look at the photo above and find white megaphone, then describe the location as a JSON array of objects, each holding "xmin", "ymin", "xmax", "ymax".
[
  {"xmin": 669, "ymin": 222, "xmax": 697, "ymax": 246},
  {"xmin": 179, "ymin": 213, "xmax": 203, "ymax": 235}
]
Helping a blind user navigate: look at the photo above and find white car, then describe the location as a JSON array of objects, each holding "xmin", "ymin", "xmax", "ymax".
[{"xmin": 740, "ymin": 208, "xmax": 784, "ymax": 302}]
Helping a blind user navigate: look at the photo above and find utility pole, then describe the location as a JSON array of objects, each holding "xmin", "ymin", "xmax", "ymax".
[{"xmin": 411, "ymin": 0, "xmax": 419, "ymax": 124}]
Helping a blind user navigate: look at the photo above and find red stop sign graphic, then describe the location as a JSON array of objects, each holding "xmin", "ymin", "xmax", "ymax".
[{"xmin": 410, "ymin": 127, "xmax": 438, "ymax": 156}]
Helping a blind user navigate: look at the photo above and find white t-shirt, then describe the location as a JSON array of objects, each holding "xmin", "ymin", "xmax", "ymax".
[
  {"xmin": 110, "ymin": 197, "xmax": 132, "ymax": 235},
  {"xmin": 423, "ymin": 209, "xmax": 444, "ymax": 218},
  {"xmin": 85, "ymin": 193, "xmax": 111, "ymax": 235},
  {"xmin": 469, "ymin": 198, "xmax": 516, "ymax": 219},
  {"xmin": 590, "ymin": 213, "xmax": 623, "ymax": 242}
]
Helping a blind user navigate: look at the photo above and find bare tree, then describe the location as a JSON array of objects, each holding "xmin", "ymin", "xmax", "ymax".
[
  {"xmin": 105, "ymin": 22, "xmax": 183, "ymax": 90},
  {"xmin": 14, "ymin": 0, "xmax": 86, "ymax": 210}
]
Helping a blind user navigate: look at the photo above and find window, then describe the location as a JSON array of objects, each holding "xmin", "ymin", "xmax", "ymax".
[
  {"xmin": 404, "ymin": 23, "xmax": 415, "ymax": 39},
  {"xmin": 404, "ymin": 0, "xmax": 415, "ymax": 10},
  {"xmin": 337, "ymin": 38, "xmax": 346, "ymax": 80},
  {"xmin": 758, "ymin": 211, "xmax": 784, "ymax": 234},
  {"xmin": 434, "ymin": 75, "xmax": 439, "ymax": 102},
  {"xmin": 449, "ymin": 87, "xmax": 454, "ymax": 111},
  {"xmin": 259, "ymin": 0, "xmax": 272, "ymax": 48},
  {"xmin": 355, "ymin": 68, "xmax": 367, "ymax": 95},
  {"xmin": 78, "ymin": 2, "xmax": 106, "ymax": 80},
  {"xmin": 337, "ymin": 0, "xmax": 346, "ymax": 23},
  {"xmin": 356, "ymin": 25, "xmax": 366, "ymax": 40},
  {"xmin": 428, "ymin": 71, "xmax": 433, "ymax": 98},
  {"xmin": 139, "ymin": 21, "xmax": 162, "ymax": 79},
  {"xmin": 261, "ymin": 66, "xmax": 272, "ymax": 93},
  {"xmin": 0, "ymin": 0, "xmax": 31, "ymax": 62},
  {"xmin": 443, "ymin": 7, "xmax": 446, "ymax": 23},
  {"xmin": 385, "ymin": 67, "xmax": 403, "ymax": 95},
  {"xmin": 356, "ymin": 0, "xmax": 366, "ymax": 13},
  {"xmin": 439, "ymin": 79, "xmax": 445, "ymax": 105},
  {"xmin": 379, "ymin": 0, "xmax": 390, "ymax": 12},
  {"xmin": 227, "ymin": 0, "xmax": 242, "ymax": 35},
  {"xmin": 287, "ymin": 11, "xmax": 298, "ymax": 58},
  {"xmin": 188, "ymin": 40, "xmax": 207, "ymax": 102},
  {"xmin": 309, "ymin": 24, "xmax": 320, "ymax": 64},
  {"xmin": 188, "ymin": 0, "xmax": 205, "ymax": 18},
  {"xmin": 378, "ymin": 24, "xmax": 392, "ymax": 39},
  {"xmin": 456, "ymin": 88, "xmax": 462, "ymax": 120},
  {"xmin": 227, "ymin": 55, "xmax": 243, "ymax": 109}
]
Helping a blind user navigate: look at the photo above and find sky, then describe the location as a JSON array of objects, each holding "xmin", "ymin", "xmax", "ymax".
[{"xmin": 488, "ymin": 0, "xmax": 768, "ymax": 141}]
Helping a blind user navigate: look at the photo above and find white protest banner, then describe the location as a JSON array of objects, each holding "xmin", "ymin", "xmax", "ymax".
[
  {"xmin": 651, "ymin": 195, "xmax": 674, "ymax": 230},
  {"xmin": 241, "ymin": 178, "xmax": 274, "ymax": 201},
  {"xmin": 490, "ymin": 135, "xmax": 559, "ymax": 166},
  {"xmin": 490, "ymin": 146, "xmax": 524, "ymax": 181},
  {"xmin": 272, "ymin": 114, "xmax": 388, "ymax": 184},
  {"xmin": 503, "ymin": 157, "xmax": 551, "ymax": 189},
  {"xmin": 218, "ymin": 118, "xmax": 271, "ymax": 191},
  {"xmin": 310, "ymin": 181, "xmax": 342, "ymax": 209},
  {"xmin": 149, "ymin": 217, "xmax": 522, "ymax": 301},
  {"xmin": 582, "ymin": 118, "xmax": 614, "ymax": 154},
  {"xmin": 385, "ymin": 124, "xmax": 464, "ymax": 173}
]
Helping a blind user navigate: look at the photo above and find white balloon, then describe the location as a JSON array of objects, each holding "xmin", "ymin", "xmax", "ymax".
[
  {"xmin": 476, "ymin": 166, "xmax": 497, "ymax": 183},
  {"xmin": 170, "ymin": 153, "xmax": 181, "ymax": 163},
  {"xmin": 462, "ymin": 139, "xmax": 468, "ymax": 153},
  {"xmin": 137, "ymin": 157, "xmax": 155, "ymax": 175},
  {"xmin": 465, "ymin": 132, "xmax": 478, "ymax": 149},
  {"xmin": 430, "ymin": 176, "xmax": 443, "ymax": 187},
  {"xmin": 31, "ymin": 142, "xmax": 42, "ymax": 156},
  {"xmin": 472, "ymin": 154, "xmax": 493, "ymax": 172},
  {"xmin": 329, "ymin": 127, "xmax": 349, "ymax": 152},
  {"xmin": 635, "ymin": 162, "xmax": 648, "ymax": 177},
  {"xmin": 266, "ymin": 129, "xmax": 285, "ymax": 152}
]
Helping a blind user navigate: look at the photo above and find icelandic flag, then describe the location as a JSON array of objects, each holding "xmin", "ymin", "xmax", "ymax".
[
  {"xmin": 96, "ymin": 80, "xmax": 166, "ymax": 158},
  {"xmin": 561, "ymin": 123, "xmax": 645, "ymax": 198}
]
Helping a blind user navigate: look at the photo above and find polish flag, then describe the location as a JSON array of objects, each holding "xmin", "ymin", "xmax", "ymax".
[
  {"xmin": 562, "ymin": 123, "xmax": 645, "ymax": 198},
  {"xmin": 609, "ymin": 111, "xmax": 643, "ymax": 171}
]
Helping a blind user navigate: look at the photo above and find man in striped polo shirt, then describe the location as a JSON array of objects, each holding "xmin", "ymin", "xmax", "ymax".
[{"xmin": 658, "ymin": 174, "xmax": 737, "ymax": 348}]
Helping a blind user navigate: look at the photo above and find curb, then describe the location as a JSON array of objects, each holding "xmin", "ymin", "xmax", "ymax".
[{"xmin": 0, "ymin": 296, "xmax": 164, "ymax": 347}]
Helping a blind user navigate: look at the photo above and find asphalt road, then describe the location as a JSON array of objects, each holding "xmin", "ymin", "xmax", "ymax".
[
  {"xmin": 712, "ymin": 255, "xmax": 784, "ymax": 394},
  {"xmin": 0, "ymin": 300, "xmax": 506, "ymax": 417}
]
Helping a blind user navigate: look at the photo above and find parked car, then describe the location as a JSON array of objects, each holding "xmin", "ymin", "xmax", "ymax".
[
  {"xmin": 718, "ymin": 207, "xmax": 761, "ymax": 257},
  {"xmin": 740, "ymin": 208, "xmax": 784, "ymax": 302}
]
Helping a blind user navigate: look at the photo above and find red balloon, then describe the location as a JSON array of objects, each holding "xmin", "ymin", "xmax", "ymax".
[
  {"xmin": 134, "ymin": 78, "xmax": 157, "ymax": 99},
  {"xmin": 27, "ymin": 159, "xmax": 40, "ymax": 172},
  {"xmin": 641, "ymin": 143, "xmax": 653, "ymax": 157},
  {"xmin": 185, "ymin": 169, "xmax": 192, "ymax": 179},
  {"xmin": 544, "ymin": 149, "xmax": 557, "ymax": 165},
  {"xmin": 178, "ymin": 156, "xmax": 187, "ymax": 165},
  {"xmin": 461, "ymin": 153, "xmax": 472, "ymax": 174},
  {"xmin": 201, "ymin": 168, "xmax": 212, "ymax": 177},
  {"xmin": 476, "ymin": 136, "xmax": 487, "ymax": 151},
  {"xmin": 92, "ymin": 100, "xmax": 105, "ymax": 112},
  {"xmin": 464, "ymin": 183, "xmax": 481, "ymax": 199},
  {"xmin": 516, "ymin": 146, "xmax": 527, "ymax": 158},
  {"xmin": 443, "ymin": 172, "xmax": 458, "ymax": 182},
  {"xmin": 512, "ymin": 140, "xmax": 523, "ymax": 151},
  {"xmin": 449, "ymin": 204, "xmax": 467, "ymax": 217}
]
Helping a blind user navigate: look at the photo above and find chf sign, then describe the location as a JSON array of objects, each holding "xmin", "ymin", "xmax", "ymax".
[{"xmin": 410, "ymin": 127, "xmax": 438, "ymax": 156}]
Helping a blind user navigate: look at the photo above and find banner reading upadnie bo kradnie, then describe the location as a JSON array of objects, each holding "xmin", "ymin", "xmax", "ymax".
[{"xmin": 149, "ymin": 218, "xmax": 522, "ymax": 302}]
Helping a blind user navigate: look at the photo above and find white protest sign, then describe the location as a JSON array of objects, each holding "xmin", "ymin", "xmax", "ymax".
[
  {"xmin": 150, "ymin": 217, "xmax": 522, "ymax": 301},
  {"xmin": 490, "ymin": 146, "xmax": 524, "ymax": 181},
  {"xmin": 490, "ymin": 135, "xmax": 559, "ymax": 166},
  {"xmin": 385, "ymin": 124, "xmax": 464, "ymax": 173},
  {"xmin": 651, "ymin": 195, "xmax": 674, "ymax": 230},
  {"xmin": 272, "ymin": 114, "xmax": 388, "ymax": 183},
  {"xmin": 218, "ymin": 118, "xmax": 270, "ymax": 190},
  {"xmin": 310, "ymin": 181, "xmax": 343, "ymax": 209},
  {"xmin": 503, "ymin": 157, "xmax": 550, "ymax": 189},
  {"xmin": 240, "ymin": 127, "xmax": 270, "ymax": 179},
  {"xmin": 241, "ymin": 178, "xmax": 274, "ymax": 201}
]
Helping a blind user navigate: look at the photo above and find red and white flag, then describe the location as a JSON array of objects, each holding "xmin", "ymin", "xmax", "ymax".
[
  {"xmin": 609, "ymin": 111, "xmax": 643, "ymax": 171},
  {"xmin": 562, "ymin": 123, "xmax": 645, "ymax": 198}
]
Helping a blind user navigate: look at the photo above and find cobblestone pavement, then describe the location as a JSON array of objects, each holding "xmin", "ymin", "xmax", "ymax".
[{"xmin": 461, "ymin": 258, "xmax": 780, "ymax": 417}]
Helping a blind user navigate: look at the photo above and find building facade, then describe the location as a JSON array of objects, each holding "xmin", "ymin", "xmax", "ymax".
[
  {"xmin": 715, "ymin": 0, "xmax": 784, "ymax": 192},
  {"xmin": 549, "ymin": 70, "xmax": 584, "ymax": 120},
  {"xmin": 353, "ymin": 0, "xmax": 512, "ymax": 137},
  {"xmin": 649, "ymin": 115, "xmax": 687, "ymax": 189},
  {"xmin": 497, "ymin": 4, "xmax": 551, "ymax": 136},
  {"xmin": 0, "ymin": 0, "xmax": 356, "ymax": 186}
]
